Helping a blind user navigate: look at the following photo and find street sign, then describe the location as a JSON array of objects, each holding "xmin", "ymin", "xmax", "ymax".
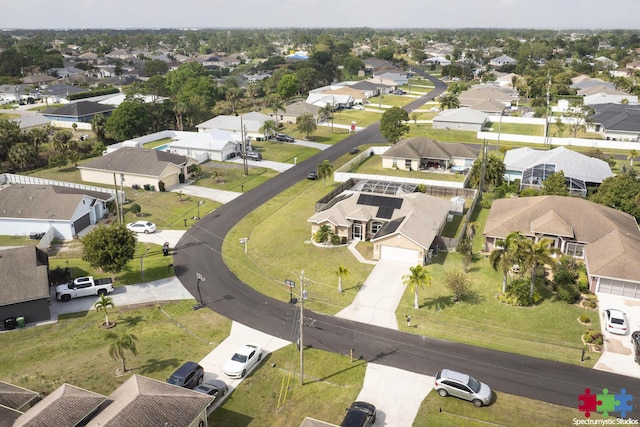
[{"xmin": 285, "ymin": 279, "xmax": 295, "ymax": 288}]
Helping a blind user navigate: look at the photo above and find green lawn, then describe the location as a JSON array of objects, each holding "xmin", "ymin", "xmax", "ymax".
[
  {"xmin": 0, "ymin": 301, "xmax": 230, "ymax": 396},
  {"xmin": 487, "ymin": 122, "xmax": 544, "ymax": 136},
  {"xmin": 193, "ymin": 161, "xmax": 280, "ymax": 192},
  {"xmin": 251, "ymin": 139, "xmax": 319, "ymax": 163}
]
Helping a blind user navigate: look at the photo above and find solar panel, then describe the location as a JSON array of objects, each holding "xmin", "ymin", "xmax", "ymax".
[
  {"xmin": 377, "ymin": 206, "xmax": 395, "ymax": 219},
  {"xmin": 374, "ymin": 216, "xmax": 404, "ymax": 237},
  {"xmin": 357, "ymin": 194, "xmax": 403, "ymax": 209}
]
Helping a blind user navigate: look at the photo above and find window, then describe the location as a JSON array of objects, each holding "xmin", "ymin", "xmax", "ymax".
[
  {"xmin": 566, "ymin": 242, "xmax": 584, "ymax": 258},
  {"xmin": 405, "ymin": 159, "xmax": 412, "ymax": 169},
  {"xmin": 392, "ymin": 159, "xmax": 398, "ymax": 168},
  {"xmin": 371, "ymin": 221, "xmax": 383, "ymax": 235}
]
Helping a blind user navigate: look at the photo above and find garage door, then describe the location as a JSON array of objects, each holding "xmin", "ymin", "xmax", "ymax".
[
  {"xmin": 73, "ymin": 213, "xmax": 91, "ymax": 234},
  {"xmin": 598, "ymin": 278, "xmax": 640, "ymax": 299},
  {"xmin": 380, "ymin": 246, "xmax": 419, "ymax": 263}
]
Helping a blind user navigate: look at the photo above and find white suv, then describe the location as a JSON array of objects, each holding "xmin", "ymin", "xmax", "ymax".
[{"xmin": 434, "ymin": 369, "xmax": 492, "ymax": 407}]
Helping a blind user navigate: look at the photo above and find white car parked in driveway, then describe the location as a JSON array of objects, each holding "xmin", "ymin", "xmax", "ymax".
[
  {"xmin": 605, "ymin": 309, "xmax": 628, "ymax": 335},
  {"xmin": 126, "ymin": 220, "xmax": 157, "ymax": 234},
  {"xmin": 223, "ymin": 343, "xmax": 263, "ymax": 378}
]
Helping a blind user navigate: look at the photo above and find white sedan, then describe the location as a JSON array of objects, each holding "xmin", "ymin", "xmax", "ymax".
[
  {"xmin": 605, "ymin": 309, "xmax": 628, "ymax": 335},
  {"xmin": 223, "ymin": 343, "xmax": 263, "ymax": 378},
  {"xmin": 126, "ymin": 221, "xmax": 157, "ymax": 234}
]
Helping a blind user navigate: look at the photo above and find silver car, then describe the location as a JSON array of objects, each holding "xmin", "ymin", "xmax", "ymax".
[{"xmin": 434, "ymin": 369, "xmax": 492, "ymax": 407}]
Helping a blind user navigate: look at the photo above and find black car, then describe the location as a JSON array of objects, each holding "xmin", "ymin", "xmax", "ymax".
[
  {"xmin": 349, "ymin": 147, "xmax": 360, "ymax": 154},
  {"xmin": 307, "ymin": 171, "xmax": 318, "ymax": 180},
  {"xmin": 166, "ymin": 361, "xmax": 204, "ymax": 389},
  {"xmin": 340, "ymin": 401, "xmax": 376, "ymax": 427},
  {"xmin": 193, "ymin": 379, "xmax": 228, "ymax": 403},
  {"xmin": 275, "ymin": 133, "xmax": 295, "ymax": 142}
]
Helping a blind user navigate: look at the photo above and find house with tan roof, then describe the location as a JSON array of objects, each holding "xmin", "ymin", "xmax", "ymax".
[
  {"xmin": 381, "ymin": 137, "xmax": 479, "ymax": 172},
  {"xmin": 483, "ymin": 196, "xmax": 640, "ymax": 299},
  {"xmin": 281, "ymin": 100, "xmax": 322, "ymax": 123},
  {"xmin": 308, "ymin": 182, "xmax": 451, "ymax": 264},
  {"xmin": 459, "ymin": 84, "xmax": 519, "ymax": 109},
  {"xmin": 78, "ymin": 147, "xmax": 197, "ymax": 191}
]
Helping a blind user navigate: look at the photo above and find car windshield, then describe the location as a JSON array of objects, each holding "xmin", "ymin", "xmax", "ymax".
[
  {"xmin": 167, "ymin": 376, "xmax": 182, "ymax": 386},
  {"xmin": 611, "ymin": 318, "xmax": 624, "ymax": 325},
  {"xmin": 467, "ymin": 376, "xmax": 481, "ymax": 393},
  {"xmin": 232, "ymin": 353, "xmax": 247, "ymax": 363}
]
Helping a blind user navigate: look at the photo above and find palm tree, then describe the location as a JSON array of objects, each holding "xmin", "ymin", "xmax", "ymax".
[
  {"xmin": 465, "ymin": 221, "xmax": 480, "ymax": 241},
  {"xmin": 489, "ymin": 231, "xmax": 523, "ymax": 294},
  {"xmin": 335, "ymin": 265, "xmax": 350, "ymax": 293},
  {"xmin": 403, "ymin": 265, "xmax": 432, "ymax": 309},
  {"xmin": 95, "ymin": 294, "xmax": 115, "ymax": 326},
  {"xmin": 259, "ymin": 119, "xmax": 278, "ymax": 140},
  {"xmin": 437, "ymin": 92, "xmax": 460, "ymax": 110},
  {"xmin": 225, "ymin": 86, "xmax": 242, "ymax": 115},
  {"xmin": 105, "ymin": 332, "xmax": 138, "ymax": 373},
  {"xmin": 265, "ymin": 94, "xmax": 285, "ymax": 124},
  {"xmin": 314, "ymin": 224, "xmax": 332, "ymax": 243},
  {"xmin": 316, "ymin": 160, "xmax": 334, "ymax": 187},
  {"xmin": 520, "ymin": 238, "xmax": 559, "ymax": 299},
  {"xmin": 319, "ymin": 104, "xmax": 334, "ymax": 132},
  {"xmin": 628, "ymin": 149, "xmax": 638, "ymax": 167}
]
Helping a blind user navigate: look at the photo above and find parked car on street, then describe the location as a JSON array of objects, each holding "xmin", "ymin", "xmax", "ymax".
[
  {"xmin": 307, "ymin": 171, "xmax": 318, "ymax": 180},
  {"xmin": 605, "ymin": 309, "xmax": 628, "ymax": 335},
  {"xmin": 126, "ymin": 221, "xmax": 156, "ymax": 234},
  {"xmin": 340, "ymin": 401, "xmax": 376, "ymax": 427},
  {"xmin": 275, "ymin": 133, "xmax": 295, "ymax": 142},
  {"xmin": 166, "ymin": 361, "xmax": 204, "ymax": 389},
  {"xmin": 434, "ymin": 369, "xmax": 492, "ymax": 407},
  {"xmin": 223, "ymin": 343, "xmax": 263, "ymax": 378},
  {"xmin": 194, "ymin": 379, "xmax": 228, "ymax": 403}
]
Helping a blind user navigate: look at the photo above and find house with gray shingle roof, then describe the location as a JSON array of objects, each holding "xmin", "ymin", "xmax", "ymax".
[
  {"xmin": 0, "ymin": 184, "xmax": 113, "ymax": 240},
  {"xmin": 489, "ymin": 55, "xmax": 517, "ymax": 67},
  {"xmin": 590, "ymin": 103, "xmax": 640, "ymax": 141},
  {"xmin": 15, "ymin": 383, "xmax": 106, "ymax": 427},
  {"xmin": 503, "ymin": 147, "xmax": 613, "ymax": 196},
  {"xmin": 41, "ymin": 101, "xmax": 115, "ymax": 123},
  {"xmin": 78, "ymin": 147, "xmax": 197, "ymax": 191},
  {"xmin": 308, "ymin": 187, "xmax": 451, "ymax": 264},
  {"xmin": 281, "ymin": 100, "xmax": 321, "ymax": 123},
  {"xmin": 0, "ymin": 246, "xmax": 51, "ymax": 329},
  {"xmin": 459, "ymin": 84, "xmax": 519, "ymax": 109},
  {"xmin": 0, "ymin": 381, "xmax": 40, "ymax": 412},
  {"xmin": 381, "ymin": 137, "xmax": 479, "ymax": 172},
  {"xmin": 483, "ymin": 196, "xmax": 640, "ymax": 299},
  {"xmin": 432, "ymin": 107, "xmax": 490, "ymax": 132}
]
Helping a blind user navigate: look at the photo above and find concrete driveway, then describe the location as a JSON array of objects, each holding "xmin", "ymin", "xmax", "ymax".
[{"xmin": 594, "ymin": 294, "xmax": 640, "ymax": 379}]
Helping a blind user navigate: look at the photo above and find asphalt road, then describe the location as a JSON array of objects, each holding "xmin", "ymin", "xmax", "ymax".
[{"xmin": 174, "ymin": 71, "xmax": 640, "ymax": 416}]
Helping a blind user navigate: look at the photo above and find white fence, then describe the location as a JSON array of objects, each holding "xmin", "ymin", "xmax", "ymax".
[
  {"xmin": 478, "ymin": 131, "xmax": 640, "ymax": 151},
  {"xmin": 50, "ymin": 120, "xmax": 92, "ymax": 130},
  {"xmin": 2, "ymin": 173, "xmax": 116, "ymax": 197}
]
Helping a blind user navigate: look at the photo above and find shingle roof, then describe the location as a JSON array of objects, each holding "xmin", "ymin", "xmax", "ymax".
[
  {"xmin": 0, "ymin": 246, "xmax": 50, "ymax": 306},
  {"xmin": 433, "ymin": 107, "xmax": 489, "ymax": 125},
  {"xmin": 483, "ymin": 196, "xmax": 640, "ymax": 282},
  {"xmin": 79, "ymin": 147, "xmax": 190, "ymax": 177},
  {"xmin": 196, "ymin": 112, "xmax": 271, "ymax": 133},
  {"xmin": 0, "ymin": 184, "xmax": 112, "ymax": 220},
  {"xmin": 15, "ymin": 383, "xmax": 106, "ymax": 427},
  {"xmin": 590, "ymin": 103, "xmax": 640, "ymax": 132},
  {"xmin": 283, "ymin": 101, "xmax": 321, "ymax": 116},
  {"xmin": 41, "ymin": 101, "xmax": 115, "ymax": 118},
  {"xmin": 0, "ymin": 381, "xmax": 40, "ymax": 410},
  {"xmin": 503, "ymin": 146, "xmax": 613, "ymax": 184},
  {"xmin": 383, "ymin": 137, "xmax": 479, "ymax": 161},
  {"xmin": 88, "ymin": 375, "xmax": 213, "ymax": 427}
]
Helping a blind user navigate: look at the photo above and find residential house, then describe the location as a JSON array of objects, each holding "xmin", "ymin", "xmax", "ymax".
[
  {"xmin": 583, "ymin": 90, "xmax": 637, "ymax": 106},
  {"xmin": 381, "ymin": 137, "xmax": 479, "ymax": 172},
  {"xmin": 483, "ymin": 196, "xmax": 640, "ymax": 299},
  {"xmin": 503, "ymin": 147, "xmax": 613, "ymax": 196},
  {"xmin": 14, "ymin": 384, "xmax": 106, "ymax": 426},
  {"xmin": 424, "ymin": 56, "xmax": 451, "ymax": 66},
  {"xmin": 432, "ymin": 107, "xmax": 490, "ymax": 132},
  {"xmin": 307, "ymin": 183, "xmax": 451, "ymax": 264},
  {"xmin": 10, "ymin": 115, "xmax": 52, "ymax": 130},
  {"xmin": 40, "ymin": 101, "xmax": 115, "ymax": 123},
  {"xmin": 21, "ymin": 74, "xmax": 58, "ymax": 85},
  {"xmin": 281, "ymin": 101, "xmax": 321, "ymax": 123},
  {"xmin": 196, "ymin": 112, "xmax": 272, "ymax": 140},
  {"xmin": 344, "ymin": 80, "xmax": 388, "ymax": 98},
  {"xmin": 0, "ymin": 380, "xmax": 40, "ymax": 425},
  {"xmin": 306, "ymin": 92, "xmax": 354, "ymax": 110},
  {"xmin": 0, "ymin": 246, "xmax": 51, "ymax": 326},
  {"xmin": 78, "ymin": 147, "xmax": 197, "ymax": 191},
  {"xmin": 322, "ymin": 86, "xmax": 368, "ymax": 105},
  {"xmin": 489, "ymin": 55, "xmax": 517, "ymax": 67},
  {"xmin": 590, "ymin": 103, "xmax": 640, "ymax": 141},
  {"xmin": 362, "ymin": 58, "xmax": 404, "ymax": 76},
  {"xmin": 459, "ymin": 84, "xmax": 519, "ymax": 109},
  {"xmin": 161, "ymin": 129, "xmax": 242, "ymax": 162},
  {"xmin": 0, "ymin": 184, "xmax": 113, "ymax": 240}
]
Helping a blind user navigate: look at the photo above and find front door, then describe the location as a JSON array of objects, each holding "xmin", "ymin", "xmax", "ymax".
[{"xmin": 352, "ymin": 223, "xmax": 363, "ymax": 240}]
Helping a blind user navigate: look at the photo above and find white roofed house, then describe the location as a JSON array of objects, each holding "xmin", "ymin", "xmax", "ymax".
[
  {"xmin": 196, "ymin": 111, "xmax": 272, "ymax": 140},
  {"xmin": 161, "ymin": 129, "xmax": 242, "ymax": 162},
  {"xmin": 432, "ymin": 107, "xmax": 490, "ymax": 132},
  {"xmin": 503, "ymin": 147, "xmax": 613, "ymax": 196}
]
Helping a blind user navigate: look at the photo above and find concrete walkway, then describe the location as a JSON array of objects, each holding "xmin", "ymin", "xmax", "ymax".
[
  {"xmin": 335, "ymin": 259, "xmax": 412, "ymax": 331},
  {"xmin": 169, "ymin": 182, "xmax": 241, "ymax": 204},
  {"xmin": 228, "ymin": 157, "xmax": 294, "ymax": 172}
]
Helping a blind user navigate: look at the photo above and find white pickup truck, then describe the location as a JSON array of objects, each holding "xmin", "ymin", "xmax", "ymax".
[{"xmin": 55, "ymin": 276, "xmax": 114, "ymax": 302}]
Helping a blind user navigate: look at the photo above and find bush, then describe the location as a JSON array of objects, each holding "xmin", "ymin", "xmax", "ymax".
[
  {"xmin": 498, "ymin": 277, "xmax": 542, "ymax": 306},
  {"xmin": 129, "ymin": 203, "xmax": 141, "ymax": 214},
  {"xmin": 577, "ymin": 270, "xmax": 589, "ymax": 293},
  {"xmin": 583, "ymin": 330, "xmax": 603, "ymax": 346},
  {"xmin": 557, "ymin": 283, "xmax": 580, "ymax": 303},
  {"xmin": 158, "ymin": 180, "xmax": 166, "ymax": 192},
  {"xmin": 579, "ymin": 314, "xmax": 591, "ymax": 324},
  {"xmin": 519, "ymin": 188, "xmax": 539, "ymax": 197},
  {"xmin": 330, "ymin": 235, "xmax": 341, "ymax": 245},
  {"xmin": 480, "ymin": 193, "xmax": 495, "ymax": 209}
]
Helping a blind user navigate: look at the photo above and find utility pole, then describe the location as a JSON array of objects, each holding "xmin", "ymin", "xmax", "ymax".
[
  {"xmin": 479, "ymin": 139, "xmax": 488, "ymax": 195},
  {"xmin": 241, "ymin": 116, "xmax": 248, "ymax": 176},
  {"xmin": 299, "ymin": 270, "xmax": 305, "ymax": 385},
  {"xmin": 112, "ymin": 173, "xmax": 121, "ymax": 224}
]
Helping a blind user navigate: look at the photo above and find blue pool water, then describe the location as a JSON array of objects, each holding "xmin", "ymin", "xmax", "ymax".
[{"xmin": 155, "ymin": 144, "xmax": 170, "ymax": 151}]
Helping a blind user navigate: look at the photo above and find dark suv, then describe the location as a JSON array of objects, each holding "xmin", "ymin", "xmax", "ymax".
[
  {"xmin": 340, "ymin": 401, "xmax": 376, "ymax": 427},
  {"xmin": 166, "ymin": 361, "xmax": 204, "ymax": 389},
  {"xmin": 275, "ymin": 133, "xmax": 294, "ymax": 142}
]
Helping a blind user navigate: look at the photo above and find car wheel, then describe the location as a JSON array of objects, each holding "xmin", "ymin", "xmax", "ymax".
[
  {"xmin": 144, "ymin": 230, "xmax": 150, "ymax": 234},
  {"xmin": 472, "ymin": 399, "xmax": 483, "ymax": 407},
  {"xmin": 97, "ymin": 289, "xmax": 107, "ymax": 296},
  {"xmin": 241, "ymin": 369, "xmax": 246, "ymax": 378},
  {"xmin": 61, "ymin": 294, "xmax": 71, "ymax": 302},
  {"xmin": 438, "ymin": 389, "xmax": 448, "ymax": 397},
  {"xmin": 258, "ymin": 352, "xmax": 262, "ymax": 361}
]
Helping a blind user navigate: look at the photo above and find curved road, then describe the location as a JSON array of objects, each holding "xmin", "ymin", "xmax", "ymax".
[{"xmin": 174, "ymin": 71, "xmax": 640, "ymax": 415}]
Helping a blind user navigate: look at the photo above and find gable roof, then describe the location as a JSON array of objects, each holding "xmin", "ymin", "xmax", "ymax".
[
  {"xmin": 168, "ymin": 129, "xmax": 240, "ymax": 151},
  {"xmin": 0, "ymin": 246, "xmax": 50, "ymax": 306},
  {"xmin": 283, "ymin": 100, "xmax": 321, "ymax": 116},
  {"xmin": 503, "ymin": 146, "xmax": 613, "ymax": 184},
  {"xmin": 590, "ymin": 103, "xmax": 640, "ymax": 132},
  {"xmin": 79, "ymin": 147, "xmax": 190, "ymax": 177},
  {"xmin": 433, "ymin": 107, "xmax": 489, "ymax": 125},
  {"xmin": 383, "ymin": 137, "xmax": 479, "ymax": 161},
  {"xmin": 15, "ymin": 383, "xmax": 106, "ymax": 427},
  {"xmin": 483, "ymin": 196, "xmax": 640, "ymax": 282},
  {"xmin": 0, "ymin": 184, "xmax": 113, "ymax": 221},
  {"xmin": 0, "ymin": 381, "xmax": 40, "ymax": 411},
  {"xmin": 88, "ymin": 375, "xmax": 213, "ymax": 427},
  {"xmin": 41, "ymin": 101, "xmax": 115, "ymax": 118},
  {"xmin": 459, "ymin": 84, "xmax": 519, "ymax": 106}
]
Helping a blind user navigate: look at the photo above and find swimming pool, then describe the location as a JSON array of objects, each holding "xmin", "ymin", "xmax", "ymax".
[{"xmin": 155, "ymin": 144, "xmax": 170, "ymax": 151}]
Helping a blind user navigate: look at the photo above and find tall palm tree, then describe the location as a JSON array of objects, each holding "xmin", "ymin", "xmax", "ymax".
[
  {"xmin": 628, "ymin": 149, "xmax": 638, "ymax": 167},
  {"xmin": 259, "ymin": 119, "xmax": 278, "ymax": 140},
  {"xmin": 489, "ymin": 231, "xmax": 523, "ymax": 294},
  {"xmin": 225, "ymin": 86, "xmax": 242, "ymax": 115},
  {"xmin": 316, "ymin": 160, "xmax": 334, "ymax": 187},
  {"xmin": 335, "ymin": 265, "xmax": 350, "ymax": 293},
  {"xmin": 520, "ymin": 237, "xmax": 559, "ymax": 299},
  {"xmin": 105, "ymin": 332, "xmax": 138, "ymax": 373},
  {"xmin": 95, "ymin": 294, "xmax": 115, "ymax": 326},
  {"xmin": 403, "ymin": 265, "xmax": 432, "ymax": 309},
  {"xmin": 265, "ymin": 94, "xmax": 285, "ymax": 124}
]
